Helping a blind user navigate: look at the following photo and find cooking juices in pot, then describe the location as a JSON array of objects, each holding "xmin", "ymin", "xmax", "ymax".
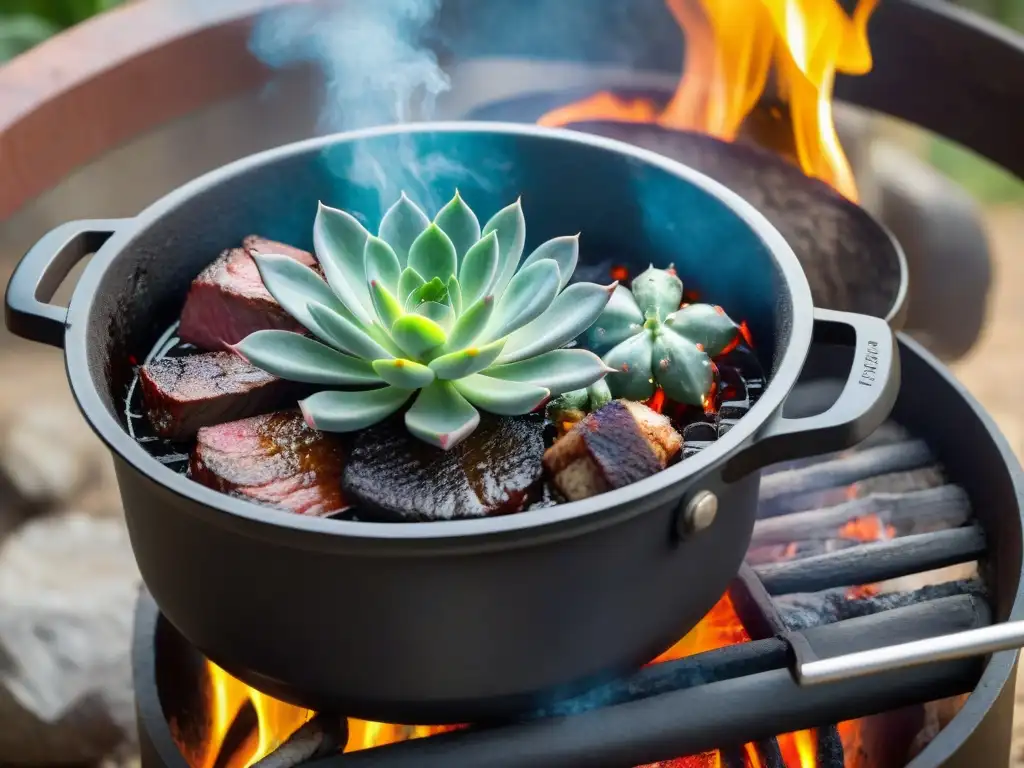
[{"xmin": 122, "ymin": 195, "xmax": 765, "ymax": 522}]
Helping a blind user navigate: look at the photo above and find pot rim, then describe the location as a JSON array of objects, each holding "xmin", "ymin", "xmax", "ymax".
[{"xmin": 63, "ymin": 121, "xmax": 815, "ymax": 543}]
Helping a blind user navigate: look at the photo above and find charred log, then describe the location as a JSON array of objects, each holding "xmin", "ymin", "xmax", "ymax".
[{"xmin": 754, "ymin": 525, "xmax": 986, "ymax": 595}]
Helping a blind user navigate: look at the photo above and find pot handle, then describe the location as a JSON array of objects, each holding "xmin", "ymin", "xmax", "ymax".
[
  {"xmin": 723, "ymin": 308, "xmax": 900, "ymax": 480},
  {"xmin": 4, "ymin": 219, "xmax": 128, "ymax": 349}
]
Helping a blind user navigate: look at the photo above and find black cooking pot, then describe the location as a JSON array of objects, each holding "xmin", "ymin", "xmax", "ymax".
[{"xmin": 4, "ymin": 123, "xmax": 898, "ymax": 724}]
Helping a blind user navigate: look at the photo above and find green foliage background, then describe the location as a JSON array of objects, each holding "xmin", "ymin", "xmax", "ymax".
[
  {"xmin": 0, "ymin": 0, "xmax": 1021, "ymax": 201},
  {"xmin": 0, "ymin": 0, "xmax": 123, "ymax": 63}
]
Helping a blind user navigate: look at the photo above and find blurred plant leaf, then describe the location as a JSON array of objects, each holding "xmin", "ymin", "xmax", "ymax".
[
  {"xmin": 0, "ymin": 15, "xmax": 59, "ymax": 62},
  {"xmin": 0, "ymin": 1, "xmax": 124, "ymax": 62}
]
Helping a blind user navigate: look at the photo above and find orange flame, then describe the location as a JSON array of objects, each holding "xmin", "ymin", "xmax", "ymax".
[
  {"xmin": 839, "ymin": 513, "xmax": 896, "ymax": 543},
  {"xmin": 538, "ymin": 0, "xmax": 878, "ymax": 201}
]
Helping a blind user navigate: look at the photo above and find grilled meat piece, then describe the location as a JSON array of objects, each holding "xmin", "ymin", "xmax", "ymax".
[
  {"xmin": 343, "ymin": 414, "xmax": 545, "ymax": 521},
  {"xmin": 139, "ymin": 352, "xmax": 298, "ymax": 441},
  {"xmin": 179, "ymin": 236, "xmax": 316, "ymax": 350},
  {"xmin": 543, "ymin": 400, "xmax": 682, "ymax": 501},
  {"xmin": 190, "ymin": 411, "xmax": 347, "ymax": 517}
]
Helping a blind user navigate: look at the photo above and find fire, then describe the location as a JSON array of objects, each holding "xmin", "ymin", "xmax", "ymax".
[
  {"xmin": 839, "ymin": 513, "xmax": 896, "ymax": 543},
  {"xmin": 538, "ymin": 0, "xmax": 878, "ymax": 201}
]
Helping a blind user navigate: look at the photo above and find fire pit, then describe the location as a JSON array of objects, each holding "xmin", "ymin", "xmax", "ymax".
[
  {"xmin": 2, "ymin": 0, "xmax": 1023, "ymax": 766},
  {"xmin": 130, "ymin": 335, "xmax": 1023, "ymax": 768}
]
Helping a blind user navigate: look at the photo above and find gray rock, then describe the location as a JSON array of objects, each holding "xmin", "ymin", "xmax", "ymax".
[
  {"xmin": 0, "ymin": 405, "xmax": 106, "ymax": 508},
  {"xmin": 0, "ymin": 510, "xmax": 139, "ymax": 765}
]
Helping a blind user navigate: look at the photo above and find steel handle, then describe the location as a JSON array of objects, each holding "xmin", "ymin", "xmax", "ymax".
[{"xmin": 793, "ymin": 620, "xmax": 1024, "ymax": 686}]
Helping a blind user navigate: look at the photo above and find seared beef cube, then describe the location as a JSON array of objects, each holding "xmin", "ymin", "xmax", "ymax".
[
  {"xmin": 343, "ymin": 414, "xmax": 545, "ymax": 522},
  {"xmin": 190, "ymin": 411, "xmax": 347, "ymax": 517},
  {"xmin": 544, "ymin": 400, "xmax": 682, "ymax": 501},
  {"xmin": 179, "ymin": 236, "xmax": 316, "ymax": 350},
  {"xmin": 140, "ymin": 352, "xmax": 297, "ymax": 441}
]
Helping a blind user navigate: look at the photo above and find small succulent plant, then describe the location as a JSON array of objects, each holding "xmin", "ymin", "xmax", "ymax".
[
  {"xmin": 587, "ymin": 266, "xmax": 740, "ymax": 406},
  {"xmin": 234, "ymin": 192, "xmax": 617, "ymax": 450}
]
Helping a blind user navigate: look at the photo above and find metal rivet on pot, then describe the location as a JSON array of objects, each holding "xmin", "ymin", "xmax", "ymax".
[{"xmin": 679, "ymin": 491, "xmax": 718, "ymax": 536}]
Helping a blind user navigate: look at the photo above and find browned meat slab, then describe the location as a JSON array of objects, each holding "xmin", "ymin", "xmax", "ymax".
[
  {"xmin": 178, "ymin": 236, "xmax": 316, "ymax": 351},
  {"xmin": 544, "ymin": 400, "xmax": 682, "ymax": 501},
  {"xmin": 342, "ymin": 414, "xmax": 546, "ymax": 522},
  {"xmin": 139, "ymin": 352, "xmax": 298, "ymax": 441},
  {"xmin": 190, "ymin": 411, "xmax": 347, "ymax": 517}
]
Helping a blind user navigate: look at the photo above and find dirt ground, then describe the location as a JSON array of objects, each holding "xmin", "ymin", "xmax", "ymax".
[{"xmin": 946, "ymin": 206, "xmax": 1024, "ymax": 765}]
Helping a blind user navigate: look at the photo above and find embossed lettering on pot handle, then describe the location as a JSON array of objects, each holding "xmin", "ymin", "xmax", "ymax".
[
  {"xmin": 4, "ymin": 219, "xmax": 129, "ymax": 349},
  {"xmin": 724, "ymin": 308, "xmax": 900, "ymax": 481}
]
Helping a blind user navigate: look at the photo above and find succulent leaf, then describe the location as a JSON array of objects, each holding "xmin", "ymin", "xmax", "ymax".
[
  {"xmin": 603, "ymin": 331, "xmax": 657, "ymax": 400},
  {"xmin": 408, "ymin": 223, "xmax": 457, "ymax": 284},
  {"xmin": 586, "ymin": 284, "xmax": 645, "ymax": 354},
  {"xmin": 481, "ymin": 198, "xmax": 526, "ymax": 297},
  {"xmin": 665, "ymin": 303, "xmax": 740, "ymax": 357},
  {"xmin": 587, "ymin": 378, "xmax": 613, "ymax": 409},
  {"xmin": 404, "ymin": 381, "xmax": 481, "ymax": 450},
  {"xmin": 445, "ymin": 295, "xmax": 494, "ymax": 352},
  {"xmin": 447, "ymin": 275, "xmax": 463, "ymax": 316},
  {"xmin": 484, "ymin": 348, "xmax": 612, "ymax": 395},
  {"xmin": 499, "ymin": 281, "xmax": 616, "ymax": 364},
  {"xmin": 391, "ymin": 313, "xmax": 447, "ymax": 359},
  {"xmin": 234, "ymin": 330, "xmax": 380, "ymax": 386},
  {"xmin": 652, "ymin": 328, "xmax": 714, "ymax": 405},
  {"xmin": 372, "ymin": 358, "xmax": 436, "ymax": 389},
  {"xmin": 252, "ymin": 254, "xmax": 359, "ymax": 339},
  {"xmin": 458, "ymin": 230, "xmax": 499, "ymax": 307},
  {"xmin": 379, "ymin": 193, "xmax": 430, "ymax": 264},
  {"xmin": 434, "ymin": 190, "xmax": 481, "ymax": 261},
  {"xmin": 300, "ymin": 386, "xmax": 413, "ymax": 433},
  {"xmin": 363, "ymin": 235, "xmax": 402, "ymax": 296},
  {"xmin": 631, "ymin": 265, "xmax": 683, "ymax": 321},
  {"xmin": 414, "ymin": 300, "xmax": 456, "ymax": 333},
  {"xmin": 520, "ymin": 235, "xmax": 579, "ymax": 291},
  {"xmin": 454, "ymin": 374, "xmax": 549, "ymax": 416},
  {"xmin": 244, "ymin": 195, "xmax": 615, "ymax": 447},
  {"xmin": 429, "ymin": 339, "xmax": 506, "ymax": 380},
  {"xmin": 313, "ymin": 202, "xmax": 373, "ymax": 324},
  {"xmin": 369, "ymin": 280, "xmax": 404, "ymax": 331},
  {"xmin": 406, "ymin": 276, "xmax": 449, "ymax": 310},
  {"xmin": 307, "ymin": 302, "xmax": 393, "ymax": 361},
  {"xmin": 398, "ymin": 266, "xmax": 426, "ymax": 305},
  {"xmin": 483, "ymin": 258, "xmax": 560, "ymax": 342}
]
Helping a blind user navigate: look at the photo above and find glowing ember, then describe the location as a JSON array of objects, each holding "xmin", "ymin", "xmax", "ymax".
[
  {"xmin": 538, "ymin": 0, "xmax": 878, "ymax": 201},
  {"xmin": 839, "ymin": 513, "xmax": 896, "ymax": 542}
]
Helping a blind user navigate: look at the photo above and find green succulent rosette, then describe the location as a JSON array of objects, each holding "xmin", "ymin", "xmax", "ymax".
[
  {"xmin": 587, "ymin": 266, "xmax": 740, "ymax": 406},
  {"xmin": 233, "ymin": 192, "xmax": 617, "ymax": 450}
]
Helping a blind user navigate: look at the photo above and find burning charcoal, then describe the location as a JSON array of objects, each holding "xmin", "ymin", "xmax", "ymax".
[
  {"xmin": 774, "ymin": 578, "xmax": 987, "ymax": 630},
  {"xmin": 140, "ymin": 352, "xmax": 302, "ymax": 441},
  {"xmin": 717, "ymin": 400, "xmax": 749, "ymax": 421},
  {"xmin": 683, "ymin": 422, "xmax": 717, "ymax": 443},
  {"xmin": 718, "ymin": 420, "xmax": 738, "ymax": 437},
  {"xmin": 179, "ymin": 236, "xmax": 317, "ymax": 351},
  {"xmin": 190, "ymin": 411, "xmax": 347, "ymax": 517},
  {"xmin": 543, "ymin": 401, "xmax": 682, "ymax": 501},
  {"xmin": 343, "ymin": 414, "xmax": 546, "ymax": 522}
]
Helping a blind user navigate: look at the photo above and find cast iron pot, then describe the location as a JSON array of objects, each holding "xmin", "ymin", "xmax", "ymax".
[{"xmin": 5, "ymin": 122, "xmax": 898, "ymax": 724}]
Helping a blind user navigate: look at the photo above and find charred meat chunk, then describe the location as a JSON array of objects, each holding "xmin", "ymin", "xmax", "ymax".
[
  {"xmin": 179, "ymin": 236, "xmax": 316, "ymax": 351},
  {"xmin": 190, "ymin": 411, "xmax": 347, "ymax": 517},
  {"xmin": 544, "ymin": 400, "xmax": 682, "ymax": 501},
  {"xmin": 343, "ymin": 414, "xmax": 545, "ymax": 522},
  {"xmin": 139, "ymin": 352, "xmax": 298, "ymax": 441}
]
